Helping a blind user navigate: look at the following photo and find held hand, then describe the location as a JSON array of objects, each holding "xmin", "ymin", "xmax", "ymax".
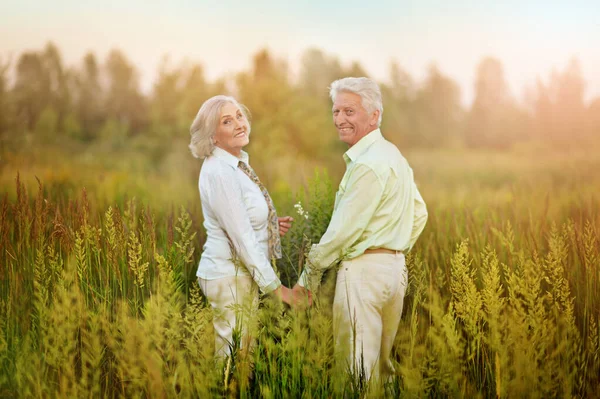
[
  {"xmin": 273, "ymin": 285, "xmax": 293, "ymax": 306},
  {"xmin": 291, "ymin": 283, "xmax": 313, "ymax": 309},
  {"xmin": 278, "ymin": 216, "xmax": 294, "ymax": 236}
]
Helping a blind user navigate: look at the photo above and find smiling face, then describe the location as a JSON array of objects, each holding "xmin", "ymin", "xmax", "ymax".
[
  {"xmin": 332, "ymin": 91, "xmax": 380, "ymax": 147},
  {"xmin": 213, "ymin": 102, "xmax": 250, "ymax": 157}
]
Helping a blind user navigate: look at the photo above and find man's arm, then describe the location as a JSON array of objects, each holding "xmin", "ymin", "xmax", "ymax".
[
  {"xmin": 408, "ymin": 183, "xmax": 428, "ymax": 250},
  {"xmin": 296, "ymin": 163, "xmax": 384, "ymax": 291}
]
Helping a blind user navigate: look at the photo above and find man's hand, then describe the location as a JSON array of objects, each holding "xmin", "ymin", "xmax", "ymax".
[
  {"xmin": 291, "ymin": 283, "xmax": 313, "ymax": 309},
  {"xmin": 273, "ymin": 285, "xmax": 293, "ymax": 305},
  {"xmin": 273, "ymin": 284, "xmax": 312, "ymax": 309},
  {"xmin": 278, "ymin": 216, "xmax": 294, "ymax": 236}
]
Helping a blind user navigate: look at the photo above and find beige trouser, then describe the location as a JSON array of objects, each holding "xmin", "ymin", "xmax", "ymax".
[
  {"xmin": 333, "ymin": 252, "xmax": 408, "ymax": 382},
  {"xmin": 198, "ymin": 275, "xmax": 258, "ymax": 359}
]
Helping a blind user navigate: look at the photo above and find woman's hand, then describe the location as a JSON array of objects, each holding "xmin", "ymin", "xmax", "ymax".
[
  {"xmin": 278, "ymin": 216, "xmax": 294, "ymax": 236},
  {"xmin": 273, "ymin": 285, "xmax": 312, "ymax": 309},
  {"xmin": 273, "ymin": 285, "xmax": 293, "ymax": 305}
]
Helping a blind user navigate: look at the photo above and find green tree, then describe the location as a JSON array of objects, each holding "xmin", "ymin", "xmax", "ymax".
[
  {"xmin": 413, "ymin": 64, "xmax": 463, "ymax": 147},
  {"xmin": 554, "ymin": 58, "xmax": 586, "ymax": 141},
  {"xmin": 530, "ymin": 58, "xmax": 587, "ymax": 146},
  {"xmin": 295, "ymin": 49, "xmax": 344, "ymax": 161},
  {"xmin": 151, "ymin": 56, "xmax": 183, "ymax": 133},
  {"xmin": 343, "ymin": 61, "xmax": 369, "ymax": 78},
  {"xmin": 0, "ymin": 56, "xmax": 12, "ymax": 136},
  {"xmin": 179, "ymin": 63, "xmax": 212, "ymax": 130},
  {"xmin": 381, "ymin": 61, "xmax": 415, "ymax": 148},
  {"xmin": 298, "ymin": 48, "xmax": 343, "ymax": 99},
  {"xmin": 12, "ymin": 52, "xmax": 47, "ymax": 130},
  {"xmin": 73, "ymin": 52, "xmax": 103, "ymax": 140},
  {"xmin": 41, "ymin": 42, "xmax": 70, "ymax": 129},
  {"xmin": 104, "ymin": 49, "xmax": 147, "ymax": 134},
  {"xmin": 236, "ymin": 49, "xmax": 340, "ymax": 191},
  {"xmin": 34, "ymin": 106, "xmax": 59, "ymax": 142},
  {"xmin": 236, "ymin": 50, "xmax": 293, "ymax": 184},
  {"xmin": 12, "ymin": 43, "xmax": 72, "ymax": 136},
  {"xmin": 585, "ymin": 97, "xmax": 600, "ymax": 143},
  {"xmin": 466, "ymin": 57, "xmax": 526, "ymax": 148}
]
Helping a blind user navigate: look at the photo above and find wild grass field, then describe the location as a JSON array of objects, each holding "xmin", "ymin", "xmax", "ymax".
[{"xmin": 1, "ymin": 143, "xmax": 599, "ymax": 398}]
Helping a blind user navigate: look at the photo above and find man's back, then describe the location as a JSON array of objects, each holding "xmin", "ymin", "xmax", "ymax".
[{"xmin": 338, "ymin": 129, "xmax": 427, "ymax": 255}]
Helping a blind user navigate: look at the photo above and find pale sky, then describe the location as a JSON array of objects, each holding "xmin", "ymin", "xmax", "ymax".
[{"xmin": 1, "ymin": 0, "xmax": 599, "ymax": 105}]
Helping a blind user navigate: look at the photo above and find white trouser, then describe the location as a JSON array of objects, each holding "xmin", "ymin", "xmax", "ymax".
[
  {"xmin": 198, "ymin": 275, "xmax": 258, "ymax": 359},
  {"xmin": 333, "ymin": 252, "xmax": 408, "ymax": 382}
]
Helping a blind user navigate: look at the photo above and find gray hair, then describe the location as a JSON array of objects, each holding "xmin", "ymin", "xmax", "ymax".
[
  {"xmin": 188, "ymin": 95, "xmax": 251, "ymax": 159},
  {"xmin": 329, "ymin": 77, "xmax": 383, "ymax": 126}
]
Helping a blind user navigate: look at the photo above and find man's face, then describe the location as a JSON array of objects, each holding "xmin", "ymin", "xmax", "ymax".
[{"xmin": 332, "ymin": 91, "xmax": 379, "ymax": 147}]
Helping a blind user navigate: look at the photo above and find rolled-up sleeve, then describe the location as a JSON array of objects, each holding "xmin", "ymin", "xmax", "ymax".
[{"xmin": 207, "ymin": 169, "xmax": 281, "ymax": 294}]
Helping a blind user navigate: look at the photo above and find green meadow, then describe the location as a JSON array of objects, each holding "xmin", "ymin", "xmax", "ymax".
[
  {"xmin": 1, "ymin": 141, "xmax": 599, "ymax": 398},
  {"xmin": 1, "ymin": 44, "xmax": 599, "ymax": 397}
]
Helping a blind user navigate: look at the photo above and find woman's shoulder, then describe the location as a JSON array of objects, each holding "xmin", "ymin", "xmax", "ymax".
[{"xmin": 201, "ymin": 156, "xmax": 238, "ymax": 181}]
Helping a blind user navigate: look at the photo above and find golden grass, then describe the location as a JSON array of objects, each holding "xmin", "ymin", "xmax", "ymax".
[{"xmin": 0, "ymin": 146, "xmax": 599, "ymax": 397}]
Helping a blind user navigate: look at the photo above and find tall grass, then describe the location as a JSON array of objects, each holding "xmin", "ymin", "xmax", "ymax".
[{"xmin": 1, "ymin": 148, "xmax": 599, "ymax": 397}]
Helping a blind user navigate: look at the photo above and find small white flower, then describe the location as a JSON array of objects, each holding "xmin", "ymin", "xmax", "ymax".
[{"xmin": 294, "ymin": 201, "xmax": 309, "ymax": 220}]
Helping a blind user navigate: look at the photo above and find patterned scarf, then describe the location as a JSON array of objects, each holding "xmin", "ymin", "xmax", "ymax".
[{"xmin": 238, "ymin": 161, "xmax": 282, "ymax": 259}]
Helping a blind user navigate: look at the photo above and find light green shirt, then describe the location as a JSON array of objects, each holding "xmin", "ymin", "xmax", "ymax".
[{"xmin": 298, "ymin": 129, "xmax": 428, "ymax": 291}]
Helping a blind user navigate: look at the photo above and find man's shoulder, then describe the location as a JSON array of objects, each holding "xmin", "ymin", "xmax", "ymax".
[
  {"xmin": 352, "ymin": 139, "xmax": 409, "ymax": 183},
  {"xmin": 359, "ymin": 138, "xmax": 405, "ymax": 165}
]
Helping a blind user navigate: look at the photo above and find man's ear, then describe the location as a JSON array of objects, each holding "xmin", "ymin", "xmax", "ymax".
[{"xmin": 370, "ymin": 110, "xmax": 380, "ymax": 126}]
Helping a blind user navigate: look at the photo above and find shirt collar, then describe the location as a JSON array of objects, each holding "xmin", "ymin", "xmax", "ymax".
[
  {"xmin": 211, "ymin": 147, "xmax": 249, "ymax": 169},
  {"xmin": 344, "ymin": 128, "xmax": 383, "ymax": 164}
]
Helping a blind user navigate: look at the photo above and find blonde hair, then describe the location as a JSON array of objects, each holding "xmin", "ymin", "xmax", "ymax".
[
  {"xmin": 329, "ymin": 77, "xmax": 383, "ymax": 126},
  {"xmin": 188, "ymin": 95, "xmax": 251, "ymax": 159}
]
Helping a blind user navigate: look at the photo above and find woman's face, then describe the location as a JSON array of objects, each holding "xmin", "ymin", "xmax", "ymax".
[{"xmin": 214, "ymin": 102, "xmax": 250, "ymax": 157}]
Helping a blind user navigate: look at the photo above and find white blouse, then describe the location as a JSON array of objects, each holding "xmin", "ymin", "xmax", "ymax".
[{"xmin": 196, "ymin": 147, "xmax": 281, "ymax": 293}]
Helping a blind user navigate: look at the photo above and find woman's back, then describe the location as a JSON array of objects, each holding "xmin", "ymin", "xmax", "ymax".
[{"xmin": 197, "ymin": 147, "xmax": 270, "ymax": 280}]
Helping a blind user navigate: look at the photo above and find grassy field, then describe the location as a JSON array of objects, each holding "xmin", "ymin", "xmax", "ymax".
[{"xmin": 0, "ymin": 144, "xmax": 599, "ymax": 398}]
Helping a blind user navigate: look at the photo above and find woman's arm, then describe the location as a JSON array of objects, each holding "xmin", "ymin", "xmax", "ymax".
[{"xmin": 207, "ymin": 168, "xmax": 281, "ymax": 294}]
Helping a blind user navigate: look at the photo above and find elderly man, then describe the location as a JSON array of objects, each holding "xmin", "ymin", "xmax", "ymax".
[{"xmin": 293, "ymin": 77, "xmax": 428, "ymax": 382}]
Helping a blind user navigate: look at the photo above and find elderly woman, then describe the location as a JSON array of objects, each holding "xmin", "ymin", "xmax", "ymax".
[{"xmin": 189, "ymin": 95, "xmax": 294, "ymax": 358}]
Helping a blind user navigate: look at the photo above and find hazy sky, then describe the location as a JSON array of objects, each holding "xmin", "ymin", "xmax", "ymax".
[{"xmin": 1, "ymin": 0, "xmax": 599, "ymax": 105}]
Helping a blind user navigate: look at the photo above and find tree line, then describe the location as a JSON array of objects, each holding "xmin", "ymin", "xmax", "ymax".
[{"xmin": 1, "ymin": 42, "xmax": 598, "ymax": 159}]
